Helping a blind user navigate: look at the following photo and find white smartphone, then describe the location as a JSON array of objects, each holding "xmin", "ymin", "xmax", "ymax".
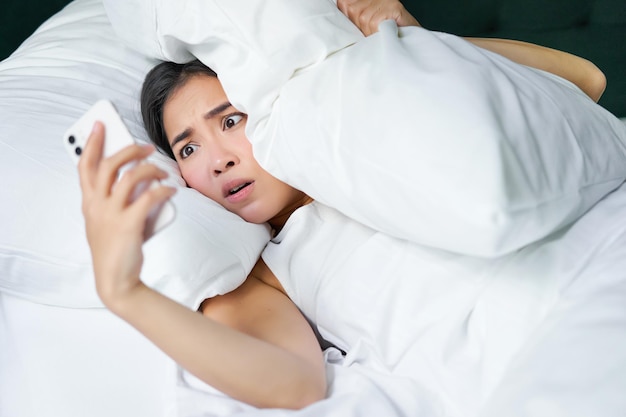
[{"xmin": 63, "ymin": 99, "xmax": 176, "ymax": 240}]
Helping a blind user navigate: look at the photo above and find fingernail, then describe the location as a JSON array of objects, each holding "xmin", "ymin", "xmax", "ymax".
[{"xmin": 91, "ymin": 121, "xmax": 103, "ymax": 134}]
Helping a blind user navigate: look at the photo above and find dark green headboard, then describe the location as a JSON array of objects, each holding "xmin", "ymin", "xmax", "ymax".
[
  {"xmin": 0, "ymin": 0, "xmax": 70, "ymax": 60},
  {"xmin": 2, "ymin": 0, "xmax": 624, "ymax": 116}
]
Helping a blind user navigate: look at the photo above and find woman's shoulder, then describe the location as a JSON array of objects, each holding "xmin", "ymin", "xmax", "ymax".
[{"xmin": 200, "ymin": 271, "xmax": 288, "ymax": 328}]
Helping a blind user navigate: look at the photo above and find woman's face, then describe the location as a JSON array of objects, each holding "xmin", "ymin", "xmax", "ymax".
[{"xmin": 162, "ymin": 74, "xmax": 305, "ymax": 226}]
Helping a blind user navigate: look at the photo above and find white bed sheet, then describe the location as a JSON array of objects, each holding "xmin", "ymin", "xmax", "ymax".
[
  {"xmin": 0, "ymin": 292, "xmax": 178, "ymax": 417},
  {"xmin": 179, "ymin": 163, "xmax": 626, "ymax": 416}
]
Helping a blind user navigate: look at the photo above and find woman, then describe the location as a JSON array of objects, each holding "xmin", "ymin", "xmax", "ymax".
[
  {"xmin": 78, "ymin": 0, "xmax": 606, "ymax": 410},
  {"xmin": 79, "ymin": 119, "xmax": 325, "ymax": 410}
]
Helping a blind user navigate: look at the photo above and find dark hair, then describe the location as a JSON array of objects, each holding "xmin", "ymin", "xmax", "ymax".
[{"xmin": 140, "ymin": 59, "xmax": 217, "ymax": 159}]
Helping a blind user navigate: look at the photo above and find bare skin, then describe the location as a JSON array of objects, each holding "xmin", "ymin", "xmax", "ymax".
[
  {"xmin": 465, "ymin": 37, "xmax": 606, "ymax": 102},
  {"xmin": 161, "ymin": 75, "xmax": 311, "ymax": 232},
  {"xmin": 337, "ymin": 0, "xmax": 421, "ymax": 35}
]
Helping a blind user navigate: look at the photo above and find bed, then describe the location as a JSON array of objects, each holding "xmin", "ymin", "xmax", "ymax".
[{"xmin": 1, "ymin": 1, "xmax": 626, "ymax": 416}]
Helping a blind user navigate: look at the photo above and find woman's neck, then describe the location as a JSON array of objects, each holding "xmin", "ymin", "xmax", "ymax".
[{"xmin": 268, "ymin": 193, "xmax": 313, "ymax": 234}]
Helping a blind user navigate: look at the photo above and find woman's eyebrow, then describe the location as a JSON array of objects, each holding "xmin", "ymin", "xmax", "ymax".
[
  {"xmin": 169, "ymin": 101, "xmax": 233, "ymax": 149},
  {"xmin": 204, "ymin": 101, "xmax": 233, "ymax": 120},
  {"xmin": 170, "ymin": 128, "xmax": 191, "ymax": 150}
]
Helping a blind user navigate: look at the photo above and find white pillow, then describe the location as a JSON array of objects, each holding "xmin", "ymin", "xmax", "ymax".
[
  {"xmin": 104, "ymin": 1, "xmax": 626, "ymax": 256},
  {"xmin": 102, "ymin": 0, "xmax": 364, "ymax": 139},
  {"xmin": 262, "ymin": 22, "xmax": 626, "ymax": 256},
  {"xmin": 0, "ymin": 0, "xmax": 270, "ymax": 309}
]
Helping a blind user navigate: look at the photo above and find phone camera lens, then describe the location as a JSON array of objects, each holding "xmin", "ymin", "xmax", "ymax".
[
  {"xmin": 68, "ymin": 135, "xmax": 76, "ymax": 144},
  {"xmin": 75, "ymin": 147, "xmax": 82, "ymax": 156}
]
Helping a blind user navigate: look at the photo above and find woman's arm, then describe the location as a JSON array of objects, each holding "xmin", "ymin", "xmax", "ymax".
[
  {"xmin": 78, "ymin": 123, "xmax": 326, "ymax": 409},
  {"xmin": 337, "ymin": 0, "xmax": 606, "ymax": 102},
  {"xmin": 465, "ymin": 37, "xmax": 606, "ymax": 102},
  {"xmin": 199, "ymin": 266, "xmax": 326, "ymax": 408},
  {"xmin": 112, "ymin": 274, "xmax": 326, "ymax": 409}
]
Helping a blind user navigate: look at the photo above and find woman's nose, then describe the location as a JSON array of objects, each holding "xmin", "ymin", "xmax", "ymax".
[
  {"xmin": 213, "ymin": 159, "xmax": 236, "ymax": 176},
  {"xmin": 210, "ymin": 144, "xmax": 239, "ymax": 176}
]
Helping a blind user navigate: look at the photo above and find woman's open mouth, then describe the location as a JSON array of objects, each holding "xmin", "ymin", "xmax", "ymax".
[
  {"xmin": 223, "ymin": 180, "xmax": 254, "ymax": 203},
  {"xmin": 228, "ymin": 182, "xmax": 251, "ymax": 195}
]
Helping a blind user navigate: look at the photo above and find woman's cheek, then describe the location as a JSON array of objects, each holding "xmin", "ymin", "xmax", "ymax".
[{"xmin": 181, "ymin": 168, "xmax": 209, "ymax": 197}]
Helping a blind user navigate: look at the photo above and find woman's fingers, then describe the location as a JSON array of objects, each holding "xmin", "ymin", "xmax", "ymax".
[
  {"xmin": 78, "ymin": 121, "xmax": 156, "ymax": 199},
  {"xmin": 78, "ymin": 121, "xmax": 105, "ymax": 194},
  {"xmin": 128, "ymin": 183, "xmax": 177, "ymax": 228},
  {"xmin": 337, "ymin": 0, "xmax": 420, "ymax": 36},
  {"xmin": 77, "ymin": 120, "xmax": 172, "ymax": 240},
  {"xmin": 96, "ymin": 143, "xmax": 155, "ymax": 198},
  {"xmin": 110, "ymin": 162, "xmax": 176, "ymax": 239},
  {"xmin": 112, "ymin": 162, "xmax": 170, "ymax": 208}
]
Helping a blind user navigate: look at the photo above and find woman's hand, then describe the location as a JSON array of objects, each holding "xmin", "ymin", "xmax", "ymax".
[
  {"xmin": 337, "ymin": 0, "xmax": 420, "ymax": 36},
  {"xmin": 77, "ymin": 121, "xmax": 176, "ymax": 309}
]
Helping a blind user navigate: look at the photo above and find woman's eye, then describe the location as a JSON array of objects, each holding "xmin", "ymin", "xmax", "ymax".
[
  {"xmin": 223, "ymin": 113, "xmax": 245, "ymax": 130},
  {"xmin": 179, "ymin": 143, "xmax": 198, "ymax": 159}
]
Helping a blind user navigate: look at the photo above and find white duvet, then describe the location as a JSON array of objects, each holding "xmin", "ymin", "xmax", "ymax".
[{"xmin": 177, "ymin": 180, "xmax": 626, "ymax": 417}]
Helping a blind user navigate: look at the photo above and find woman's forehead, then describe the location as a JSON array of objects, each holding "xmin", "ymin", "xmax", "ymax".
[{"xmin": 164, "ymin": 75, "xmax": 225, "ymax": 117}]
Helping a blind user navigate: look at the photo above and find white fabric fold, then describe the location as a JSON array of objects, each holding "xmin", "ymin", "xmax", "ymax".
[
  {"xmin": 103, "ymin": 0, "xmax": 363, "ymax": 133},
  {"xmin": 261, "ymin": 21, "xmax": 626, "ymax": 256}
]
